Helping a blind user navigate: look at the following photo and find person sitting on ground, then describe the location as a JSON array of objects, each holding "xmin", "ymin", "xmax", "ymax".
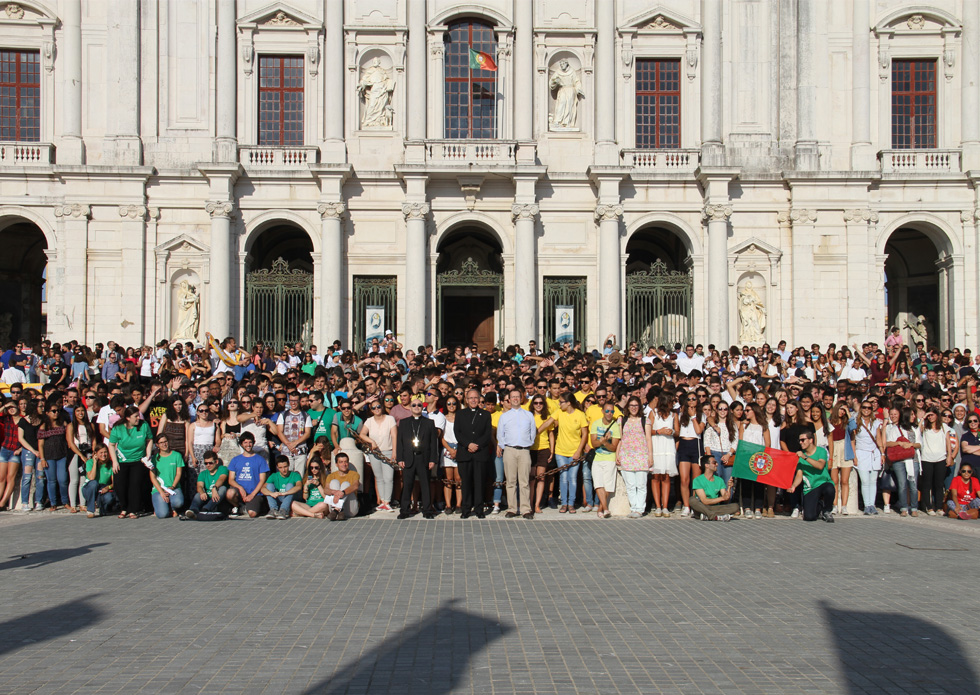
[
  {"xmin": 690, "ymin": 454, "xmax": 739, "ymax": 521},
  {"xmin": 226, "ymin": 431, "xmax": 268, "ymax": 518},
  {"xmin": 946, "ymin": 462, "xmax": 980, "ymax": 519},
  {"xmin": 185, "ymin": 451, "xmax": 228, "ymax": 519},
  {"xmin": 290, "ymin": 458, "xmax": 328, "ymax": 519},
  {"xmin": 324, "ymin": 451, "xmax": 359, "ymax": 520},
  {"xmin": 82, "ymin": 443, "xmax": 116, "ymax": 518},
  {"xmin": 262, "ymin": 454, "xmax": 302, "ymax": 519},
  {"xmin": 149, "ymin": 432, "xmax": 185, "ymax": 518},
  {"xmin": 787, "ymin": 431, "xmax": 835, "ymax": 522}
]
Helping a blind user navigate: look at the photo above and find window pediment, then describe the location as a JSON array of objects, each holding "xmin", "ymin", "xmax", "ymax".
[
  {"xmin": 620, "ymin": 5, "xmax": 701, "ymax": 36},
  {"xmin": 238, "ymin": 2, "xmax": 320, "ymax": 31},
  {"xmin": 730, "ymin": 237, "xmax": 782, "ymax": 261},
  {"xmin": 874, "ymin": 6, "xmax": 960, "ymax": 35}
]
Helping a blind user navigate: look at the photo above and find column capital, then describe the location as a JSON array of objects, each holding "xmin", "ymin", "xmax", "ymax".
[
  {"xmin": 843, "ymin": 209, "xmax": 879, "ymax": 224},
  {"xmin": 54, "ymin": 203, "xmax": 91, "ymax": 219},
  {"xmin": 784, "ymin": 208, "xmax": 817, "ymax": 224},
  {"xmin": 118, "ymin": 204, "xmax": 148, "ymax": 220},
  {"xmin": 317, "ymin": 202, "xmax": 346, "ymax": 219},
  {"xmin": 594, "ymin": 204, "xmax": 623, "ymax": 221},
  {"xmin": 511, "ymin": 203, "xmax": 539, "ymax": 221},
  {"xmin": 702, "ymin": 203, "xmax": 732, "ymax": 221},
  {"xmin": 428, "ymin": 37, "xmax": 444, "ymax": 58},
  {"xmin": 961, "ymin": 208, "xmax": 980, "ymax": 223},
  {"xmin": 205, "ymin": 200, "xmax": 235, "ymax": 219},
  {"xmin": 402, "ymin": 202, "xmax": 430, "ymax": 220}
]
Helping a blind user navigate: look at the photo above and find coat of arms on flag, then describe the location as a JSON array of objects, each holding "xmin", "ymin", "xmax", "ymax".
[{"xmin": 468, "ymin": 48, "xmax": 497, "ymax": 71}]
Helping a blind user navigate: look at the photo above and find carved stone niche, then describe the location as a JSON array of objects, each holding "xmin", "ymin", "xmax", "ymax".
[
  {"xmin": 154, "ymin": 233, "xmax": 210, "ymax": 344},
  {"xmin": 547, "ymin": 51, "xmax": 585, "ymax": 133},
  {"xmin": 356, "ymin": 48, "xmax": 396, "ymax": 131},
  {"xmin": 729, "ymin": 237, "xmax": 782, "ymax": 343}
]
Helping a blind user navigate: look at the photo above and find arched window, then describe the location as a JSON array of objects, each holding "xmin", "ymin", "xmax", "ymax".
[{"xmin": 444, "ymin": 20, "xmax": 497, "ymax": 139}]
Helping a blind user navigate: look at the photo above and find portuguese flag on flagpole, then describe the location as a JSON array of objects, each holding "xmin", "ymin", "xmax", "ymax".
[
  {"xmin": 469, "ymin": 48, "xmax": 497, "ymax": 71},
  {"xmin": 732, "ymin": 441, "xmax": 799, "ymax": 490}
]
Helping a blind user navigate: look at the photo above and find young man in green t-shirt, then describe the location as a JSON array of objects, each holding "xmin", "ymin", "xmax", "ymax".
[
  {"xmin": 787, "ymin": 431, "xmax": 835, "ymax": 522},
  {"xmin": 186, "ymin": 451, "xmax": 228, "ymax": 519},
  {"xmin": 262, "ymin": 455, "xmax": 302, "ymax": 519},
  {"xmin": 691, "ymin": 455, "xmax": 739, "ymax": 521}
]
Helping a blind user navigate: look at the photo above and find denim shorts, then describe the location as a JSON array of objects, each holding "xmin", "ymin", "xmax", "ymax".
[{"xmin": 0, "ymin": 446, "xmax": 19, "ymax": 463}]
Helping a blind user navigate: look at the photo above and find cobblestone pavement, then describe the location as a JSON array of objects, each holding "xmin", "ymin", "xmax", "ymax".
[{"xmin": 1, "ymin": 511, "xmax": 978, "ymax": 695}]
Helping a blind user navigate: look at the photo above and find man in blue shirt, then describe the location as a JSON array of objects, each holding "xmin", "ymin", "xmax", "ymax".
[
  {"xmin": 495, "ymin": 389, "xmax": 537, "ymax": 519},
  {"xmin": 226, "ymin": 432, "xmax": 268, "ymax": 518}
]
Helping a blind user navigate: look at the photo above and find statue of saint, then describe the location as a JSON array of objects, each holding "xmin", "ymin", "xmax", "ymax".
[
  {"xmin": 173, "ymin": 281, "xmax": 200, "ymax": 342},
  {"xmin": 357, "ymin": 58, "xmax": 394, "ymax": 129},
  {"xmin": 737, "ymin": 281, "xmax": 766, "ymax": 344},
  {"xmin": 905, "ymin": 314, "xmax": 929, "ymax": 348},
  {"xmin": 549, "ymin": 60, "xmax": 584, "ymax": 130}
]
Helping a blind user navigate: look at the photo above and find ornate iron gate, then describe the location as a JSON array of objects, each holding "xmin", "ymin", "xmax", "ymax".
[
  {"xmin": 244, "ymin": 257, "xmax": 313, "ymax": 350},
  {"xmin": 625, "ymin": 259, "xmax": 693, "ymax": 348},
  {"xmin": 353, "ymin": 276, "xmax": 397, "ymax": 350},
  {"xmin": 542, "ymin": 276, "xmax": 587, "ymax": 348},
  {"xmin": 437, "ymin": 256, "xmax": 504, "ymax": 349}
]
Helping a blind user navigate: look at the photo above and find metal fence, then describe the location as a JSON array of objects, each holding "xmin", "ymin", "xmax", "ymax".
[
  {"xmin": 625, "ymin": 259, "xmax": 693, "ymax": 349},
  {"xmin": 244, "ymin": 257, "xmax": 313, "ymax": 350},
  {"xmin": 542, "ymin": 276, "xmax": 587, "ymax": 349},
  {"xmin": 352, "ymin": 276, "xmax": 397, "ymax": 351}
]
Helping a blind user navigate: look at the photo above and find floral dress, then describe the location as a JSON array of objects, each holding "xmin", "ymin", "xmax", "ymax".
[{"xmin": 618, "ymin": 417, "xmax": 650, "ymax": 471}]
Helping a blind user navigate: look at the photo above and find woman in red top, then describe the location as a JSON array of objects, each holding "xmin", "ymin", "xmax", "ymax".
[
  {"xmin": 947, "ymin": 462, "xmax": 980, "ymax": 519},
  {"xmin": 0, "ymin": 399, "xmax": 22, "ymax": 510}
]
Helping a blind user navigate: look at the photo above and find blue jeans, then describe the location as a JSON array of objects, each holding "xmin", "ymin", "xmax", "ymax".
[
  {"xmin": 556, "ymin": 455, "xmax": 579, "ymax": 507},
  {"xmin": 189, "ymin": 486, "xmax": 227, "ymax": 514},
  {"xmin": 82, "ymin": 480, "xmax": 116, "ymax": 515},
  {"xmin": 890, "ymin": 460, "xmax": 919, "ymax": 513},
  {"xmin": 267, "ymin": 493, "xmax": 294, "ymax": 514},
  {"xmin": 493, "ymin": 455, "xmax": 504, "ymax": 504},
  {"xmin": 44, "ymin": 456, "xmax": 68, "ymax": 507},
  {"xmin": 151, "ymin": 489, "xmax": 185, "ymax": 518},
  {"xmin": 711, "ymin": 451, "xmax": 733, "ymax": 486},
  {"xmin": 581, "ymin": 460, "xmax": 596, "ymax": 507},
  {"xmin": 21, "ymin": 450, "xmax": 40, "ymax": 506}
]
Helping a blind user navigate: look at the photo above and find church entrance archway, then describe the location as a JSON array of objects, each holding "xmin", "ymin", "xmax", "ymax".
[
  {"xmin": 244, "ymin": 224, "xmax": 314, "ymax": 351},
  {"xmin": 625, "ymin": 226, "xmax": 693, "ymax": 349},
  {"xmin": 436, "ymin": 227, "xmax": 503, "ymax": 352},
  {"xmin": 0, "ymin": 220, "xmax": 47, "ymax": 344},
  {"xmin": 884, "ymin": 227, "xmax": 949, "ymax": 350}
]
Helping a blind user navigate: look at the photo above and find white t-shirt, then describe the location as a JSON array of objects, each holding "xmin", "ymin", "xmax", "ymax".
[
  {"xmin": 0, "ymin": 367, "xmax": 24, "ymax": 384},
  {"xmin": 675, "ymin": 353, "xmax": 705, "ymax": 375}
]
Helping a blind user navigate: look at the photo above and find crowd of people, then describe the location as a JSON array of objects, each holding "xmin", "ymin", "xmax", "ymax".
[{"xmin": 0, "ymin": 329, "xmax": 978, "ymax": 523}]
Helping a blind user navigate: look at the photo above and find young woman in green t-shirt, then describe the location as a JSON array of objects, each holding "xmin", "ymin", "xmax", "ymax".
[{"xmin": 291, "ymin": 457, "xmax": 328, "ymax": 519}]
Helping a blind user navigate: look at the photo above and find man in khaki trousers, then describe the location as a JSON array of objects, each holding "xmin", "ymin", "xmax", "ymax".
[{"xmin": 495, "ymin": 389, "xmax": 537, "ymax": 519}]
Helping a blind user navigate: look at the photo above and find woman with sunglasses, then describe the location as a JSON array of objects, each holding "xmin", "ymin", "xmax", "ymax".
[
  {"xmin": 16, "ymin": 398, "xmax": 42, "ymax": 511},
  {"xmin": 529, "ymin": 396, "xmax": 555, "ymax": 514},
  {"xmin": 617, "ymin": 396, "xmax": 652, "ymax": 518},
  {"xmin": 828, "ymin": 402, "xmax": 855, "ymax": 514},
  {"xmin": 0, "ymin": 397, "xmax": 22, "ymax": 511},
  {"xmin": 66, "ymin": 405, "xmax": 96, "ymax": 513},
  {"xmin": 439, "ymin": 396, "xmax": 462, "ymax": 514},
  {"xmin": 540, "ymin": 393, "xmax": 588, "ymax": 513},
  {"xmin": 703, "ymin": 400, "xmax": 736, "ymax": 487},
  {"xmin": 676, "ymin": 391, "xmax": 705, "ymax": 518},
  {"xmin": 360, "ymin": 399, "xmax": 397, "ymax": 512},
  {"xmin": 37, "ymin": 399, "xmax": 71, "ymax": 511},
  {"xmin": 291, "ymin": 457, "xmax": 328, "ymax": 518},
  {"xmin": 649, "ymin": 392, "xmax": 678, "ymax": 517},
  {"xmin": 883, "ymin": 406, "xmax": 921, "ymax": 517},
  {"xmin": 217, "ymin": 399, "xmax": 244, "ymax": 464},
  {"xmin": 918, "ymin": 407, "xmax": 953, "ymax": 516},
  {"xmin": 186, "ymin": 406, "xmax": 219, "ymax": 472},
  {"xmin": 853, "ymin": 400, "xmax": 885, "ymax": 515},
  {"xmin": 739, "ymin": 403, "xmax": 771, "ymax": 519}
]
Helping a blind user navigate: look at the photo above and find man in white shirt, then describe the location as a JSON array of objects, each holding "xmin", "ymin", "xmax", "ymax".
[
  {"xmin": 774, "ymin": 340, "xmax": 792, "ymax": 363},
  {"xmin": 0, "ymin": 363, "xmax": 25, "ymax": 385},
  {"xmin": 675, "ymin": 344, "xmax": 705, "ymax": 376},
  {"xmin": 495, "ymin": 389, "xmax": 537, "ymax": 519}
]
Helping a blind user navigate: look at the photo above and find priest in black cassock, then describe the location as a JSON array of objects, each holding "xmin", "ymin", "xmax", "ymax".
[{"xmin": 396, "ymin": 400, "xmax": 440, "ymax": 519}]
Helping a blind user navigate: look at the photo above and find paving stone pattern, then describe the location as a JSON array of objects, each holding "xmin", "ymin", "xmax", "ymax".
[{"xmin": 1, "ymin": 513, "xmax": 979, "ymax": 695}]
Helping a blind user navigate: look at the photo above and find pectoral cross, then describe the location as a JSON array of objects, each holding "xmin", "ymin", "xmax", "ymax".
[{"xmin": 412, "ymin": 437, "xmax": 420, "ymax": 448}]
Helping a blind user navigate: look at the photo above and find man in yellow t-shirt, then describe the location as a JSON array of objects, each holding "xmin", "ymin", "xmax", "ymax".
[{"xmin": 585, "ymin": 387, "xmax": 622, "ymax": 424}]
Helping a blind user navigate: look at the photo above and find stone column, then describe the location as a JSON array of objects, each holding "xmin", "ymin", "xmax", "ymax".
[
  {"xmin": 963, "ymin": 0, "xmax": 980, "ymax": 168},
  {"xmin": 402, "ymin": 201, "xmax": 429, "ymax": 349},
  {"xmin": 700, "ymin": 0, "xmax": 724, "ymax": 165},
  {"xmin": 595, "ymin": 204, "xmax": 623, "ymax": 343},
  {"xmin": 594, "ymin": 0, "xmax": 617, "ymax": 164},
  {"xmin": 850, "ymin": 0, "xmax": 873, "ymax": 169},
  {"xmin": 427, "ymin": 37, "xmax": 445, "ymax": 139},
  {"xmin": 206, "ymin": 201, "xmax": 235, "ymax": 340},
  {"xmin": 407, "ymin": 0, "xmax": 426, "ymax": 141},
  {"xmin": 317, "ymin": 202, "xmax": 345, "ymax": 345},
  {"xmin": 106, "ymin": 0, "xmax": 141, "ymax": 164},
  {"xmin": 795, "ymin": 0, "xmax": 819, "ymax": 170},
  {"xmin": 54, "ymin": 204, "xmax": 90, "ymax": 340},
  {"xmin": 323, "ymin": 0, "xmax": 346, "ymax": 162},
  {"xmin": 512, "ymin": 203, "xmax": 539, "ymax": 346},
  {"xmin": 961, "ymin": 208, "xmax": 979, "ymax": 349},
  {"xmin": 514, "ymin": 0, "xmax": 533, "ymax": 142},
  {"xmin": 60, "ymin": 0, "xmax": 84, "ymax": 164},
  {"xmin": 788, "ymin": 209, "xmax": 817, "ymax": 343},
  {"xmin": 703, "ymin": 203, "xmax": 732, "ymax": 347},
  {"xmin": 844, "ymin": 209, "xmax": 878, "ymax": 342},
  {"xmin": 214, "ymin": 0, "xmax": 238, "ymax": 163}
]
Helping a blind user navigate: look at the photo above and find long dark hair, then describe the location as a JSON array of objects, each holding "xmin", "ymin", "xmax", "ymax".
[{"xmin": 622, "ymin": 396, "xmax": 645, "ymax": 430}]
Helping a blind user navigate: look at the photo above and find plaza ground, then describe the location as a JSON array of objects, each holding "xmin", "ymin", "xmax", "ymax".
[{"xmin": 1, "ymin": 511, "xmax": 978, "ymax": 695}]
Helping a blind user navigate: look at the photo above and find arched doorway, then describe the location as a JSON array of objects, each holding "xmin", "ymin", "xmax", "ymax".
[
  {"xmin": 0, "ymin": 220, "xmax": 47, "ymax": 344},
  {"xmin": 625, "ymin": 227, "xmax": 693, "ymax": 348},
  {"xmin": 244, "ymin": 224, "xmax": 314, "ymax": 351},
  {"xmin": 436, "ymin": 227, "xmax": 503, "ymax": 351},
  {"xmin": 884, "ymin": 227, "xmax": 948, "ymax": 350}
]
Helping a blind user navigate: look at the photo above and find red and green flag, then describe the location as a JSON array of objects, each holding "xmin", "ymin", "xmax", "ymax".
[
  {"xmin": 732, "ymin": 441, "xmax": 798, "ymax": 490},
  {"xmin": 468, "ymin": 48, "xmax": 497, "ymax": 71}
]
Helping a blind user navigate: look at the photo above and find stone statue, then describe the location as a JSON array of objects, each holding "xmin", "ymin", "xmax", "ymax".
[
  {"xmin": 357, "ymin": 58, "xmax": 394, "ymax": 129},
  {"xmin": 549, "ymin": 60, "xmax": 584, "ymax": 130},
  {"xmin": 737, "ymin": 281, "xmax": 766, "ymax": 344},
  {"xmin": 173, "ymin": 281, "xmax": 200, "ymax": 342},
  {"xmin": 904, "ymin": 314, "xmax": 929, "ymax": 348},
  {"xmin": 300, "ymin": 319, "xmax": 313, "ymax": 350}
]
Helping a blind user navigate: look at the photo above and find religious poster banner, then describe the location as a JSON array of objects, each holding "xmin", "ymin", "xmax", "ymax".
[
  {"xmin": 366, "ymin": 305, "xmax": 385, "ymax": 348},
  {"xmin": 556, "ymin": 305, "xmax": 574, "ymax": 345}
]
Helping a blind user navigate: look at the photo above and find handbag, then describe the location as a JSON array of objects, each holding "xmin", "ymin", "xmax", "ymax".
[{"xmin": 885, "ymin": 433, "xmax": 915, "ymax": 463}]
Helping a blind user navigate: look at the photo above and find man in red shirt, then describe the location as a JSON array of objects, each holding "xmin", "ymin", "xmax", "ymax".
[{"xmin": 947, "ymin": 463, "xmax": 980, "ymax": 520}]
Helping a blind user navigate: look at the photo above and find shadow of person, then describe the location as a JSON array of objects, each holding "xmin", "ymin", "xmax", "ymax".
[
  {"xmin": 0, "ymin": 595, "xmax": 104, "ymax": 658},
  {"xmin": 304, "ymin": 598, "xmax": 513, "ymax": 695},
  {"xmin": 820, "ymin": 600, "xmax": 980, "ymax": 694},
  {"xmin": 0, "ymin": 542, "xmax": 110, "ymax": 572}
]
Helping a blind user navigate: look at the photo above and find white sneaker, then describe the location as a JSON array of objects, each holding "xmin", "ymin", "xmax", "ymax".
[
  {"xmin": 719, "ymin": 514, "xmax": 732, "ymax": 522},
  {"xmin": 491, "ymin": 505, "xmax": 500, "ymax": 515},
  {"xmin": 841, "ymin": 507, "xmax": 849, "ymax": 516},
  {"xmin": 581, "ymin": 505, "xmax": 593, "ymax": 513},
  {"xmin": 791, "ymin": 508, "xmax": 800, "ymax": 519},
  {"xmin": 883, "ymin": 504, "xmax": 891, "ymax": 514},
  {"xmin": 680, "ymin": 506, "xmax": 690, "ymax": 517}
]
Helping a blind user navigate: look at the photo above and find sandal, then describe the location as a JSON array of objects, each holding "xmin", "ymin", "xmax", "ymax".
[
  {"xmin": 559, "ymin": 505, "xmax": 567, "ymax": 513},
  {"xmin": 127, "ymin": 513, "xmax": 138, "ymax": 519},
  {"xmin": 67, "ymin": 506, "xmax": 78, "ymax": 514},
  {"xmin": 567, "ymin": 507, "xmax": 577, "ymax": 514},
  {"xmin": 118, "ymin": 512, "xmax": 127, "ymax": 519}
]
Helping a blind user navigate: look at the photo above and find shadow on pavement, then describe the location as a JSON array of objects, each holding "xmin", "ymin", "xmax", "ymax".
[
  {"xmin": 304, "ymin": 598, "xmax": 513, "ymax": 695},
  {"xmin": 0, "ymin": 595, "xmax": 104, "ymax": 658},
  {"xmin": 821, "ymin": 600, "xmax": 979, "ymax": 694},
  {"xmin": 0, "ymin": 543, "xmax": 109, "ymax": 572}
]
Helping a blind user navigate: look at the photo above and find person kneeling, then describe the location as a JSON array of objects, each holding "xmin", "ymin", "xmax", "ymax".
[
  {"xmin": 691, "ymin": 455, "xmax": 739, "ymax": 521},
  {"xmin": 82, "ymin": 443, "xmax": 116, "ymax": 518},
  {"xmin": 186, "ymin": 452, "xmax": 228, "ymax": 519},
  {"xmin": 324, "ymin": 452, "xmax": 359, "ymax": 520},
  {"xmin": 788, "ymin": 431, "xmax": 835, "ymax": 522},
  {"xmin": 291, "ymin": 459, "xmax": 329, "ymax": 519},
  {"xmin": 150, "ymin": 433, "xmax": 185, "ymax": 518},
  {"xmin": 946, "ymin": 463, "xmax": 980, "ymax": 520},
  {"xmin": 263, "ymin": 455, "xmax": 302, "ymax": 519}
]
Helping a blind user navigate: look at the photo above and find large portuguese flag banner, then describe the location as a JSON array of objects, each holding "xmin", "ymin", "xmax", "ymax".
[{"xmin": 732, "ymin": 441, "xmax": 798, "ymax": 490}]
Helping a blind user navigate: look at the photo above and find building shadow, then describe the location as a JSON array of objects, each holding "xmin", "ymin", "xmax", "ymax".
[
  {"xmin": 303, "ymin": 598, "xmax": 513, "ymax": 695},
  {"xmin": 0, "ymin": 543, "xmax": 109, "ymax": 572},
  {"xmin": 0, "ymin": 595, "xmax": 104, "ymax": 658},
  {"xmin": 820, "ymin": 600, "xmax": 979, "ymax": 694}
]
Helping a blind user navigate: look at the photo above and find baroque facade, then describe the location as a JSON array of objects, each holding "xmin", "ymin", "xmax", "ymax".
[{"xmin": 0, "ymin": 0, "xmax": 978, "ymax": 352}]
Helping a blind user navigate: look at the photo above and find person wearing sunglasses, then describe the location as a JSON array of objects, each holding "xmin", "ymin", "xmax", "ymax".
[
  {"xmin": 946, "ymin": 463, "xmax": 980, "ymax": 519},
  {"xmin": 37, "ymin": 399, "xmax": 71, "ymax": 511},
  {"xmin": 396, "ymin": 400, "xmax": 439, "ymax": 519},
  {"xmin": 786, "ymin": 432, "xmax": 835, "ymax": 522},
  {"xmin": 290, "ymin": 457, "xmax": 328, "ymax": 519},
  {"xmin": 185, "ymin": 451, "xmax": 227, "ymax": 519},
  {"xmin": 359, "ymin": 399, "xmax": 397, "ymax": 512},
  {"xmin": 853, "ymin": 400, "xmax": 885, "ymax": 515}
]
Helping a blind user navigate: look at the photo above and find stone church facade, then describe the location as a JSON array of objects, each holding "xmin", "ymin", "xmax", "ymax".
[{"xmin": 0, "ymin": 0, "xmax": 977, "ymax": 352}]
